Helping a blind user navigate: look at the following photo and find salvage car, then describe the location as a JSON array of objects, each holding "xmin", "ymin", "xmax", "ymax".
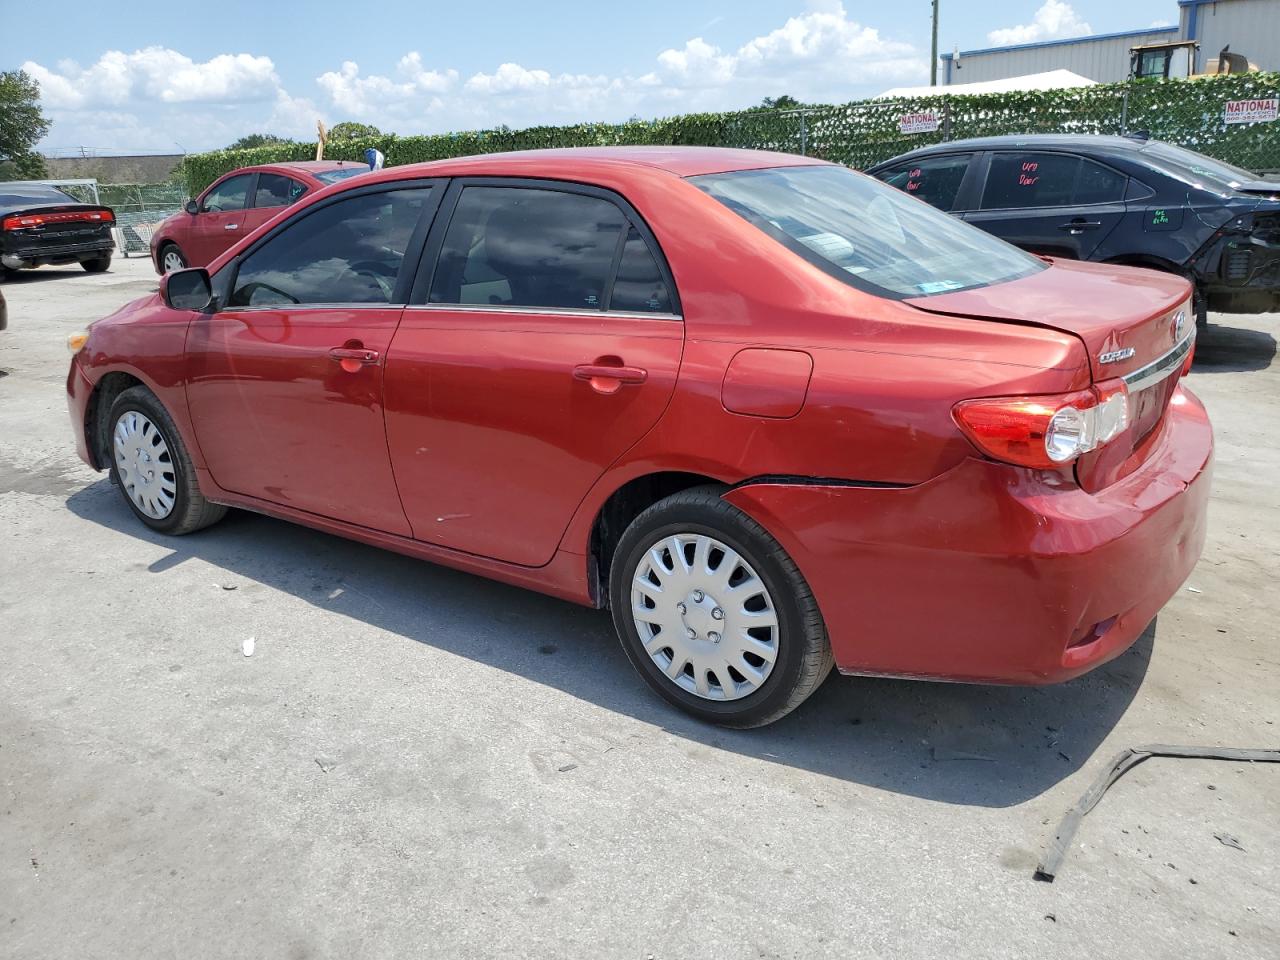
[
  {"xmin": 1, "ymin": 181, "xmax": 115, "ymax": 278},
  {"xmin": 150, "ymin": 160, "xmax": 372, "ymax": 273},
  {"xmin": 868, "ymin": 134, "xmax": 1280, "ymax": 325},
  {"xmin": 66, "ymin": 147, "xmax": 1212, "ymax": 727}
]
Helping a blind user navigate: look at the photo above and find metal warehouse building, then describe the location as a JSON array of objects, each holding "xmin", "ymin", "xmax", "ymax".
[{"xmin": 941, "ymin": 0, "xmax": 1280, "ymax": 85}]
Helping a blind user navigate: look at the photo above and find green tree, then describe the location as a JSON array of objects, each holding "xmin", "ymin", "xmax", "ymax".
[
  {"xmin": 757, "ymin": 95, "xmax": 802, "ymax": 111},
  {"xmin": 225, "ymin": 133, "xmax": 294, "ymax": 150},
  {"xmin": 0, "ymin": 70, "xmax": 51, "ymax": 179},
  {"xmin": 328, "ymin": 122, "xmax": 383, "ymax": 141}
]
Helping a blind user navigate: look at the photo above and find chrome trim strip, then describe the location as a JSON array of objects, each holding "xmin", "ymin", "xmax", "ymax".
[
  {"xmin": 404, "ymin": 302, "xmax": 683, "ymax": 321},
  {"xmin": 1121, "ymin": 330, "xmax": 1194, "ymax": 393}
]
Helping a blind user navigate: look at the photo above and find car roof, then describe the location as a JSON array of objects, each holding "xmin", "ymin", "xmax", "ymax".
[
  {"xmin": 870, "ymin": 134, "xmax": 1152, "ymax": 166},
  {"xmin": 360, "ymin": 146, "xmax": 827, "ymax": 182}
]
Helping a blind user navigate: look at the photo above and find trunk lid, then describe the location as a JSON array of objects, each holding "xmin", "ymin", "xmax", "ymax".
[
  {"xmin": 903, "ymin": 258, "xmax": 1191, "ymax": 382},
  {"xmin": 905, "ymin": 258, "xmax": 1193, "ymax": 491}
]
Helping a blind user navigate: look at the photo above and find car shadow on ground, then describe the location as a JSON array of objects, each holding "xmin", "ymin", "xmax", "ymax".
[
  {"xmin": 66, "ymin": 478, "xmax": 1154, "ymax": 809},
  {"xmin": 1, "ymin": 267, "xmax": 95, "ymax": 284},
  {"xmin": 1193, "ymin": 321, "xmax": 1276, "ymax": 373}
]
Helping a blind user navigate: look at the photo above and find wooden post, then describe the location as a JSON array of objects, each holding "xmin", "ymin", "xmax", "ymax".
[{"xmin": 315, "ymin": 121, "xmax": 328, "ymax": 161}]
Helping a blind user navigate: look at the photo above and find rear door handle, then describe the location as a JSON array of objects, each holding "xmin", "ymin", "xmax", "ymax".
[
  {"xmin": 224, "ymin": 223, "xmax": 240, "ymax": 231},
  {"xmin": 573, "ymin": 363, "xmax": 647, "ymax": 394},
  {"xmin": 1058, "ymin": 219, "xmax": 1101, "ymax": 234},
  {"xmin": 329, "ymin": 346, "xmax": 380, "ymax": 372}
]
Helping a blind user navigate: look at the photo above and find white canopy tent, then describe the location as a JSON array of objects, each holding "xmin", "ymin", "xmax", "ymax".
[{"xmin": 879, "ymin": 69, "xmax": 1097, "ymax": 99}]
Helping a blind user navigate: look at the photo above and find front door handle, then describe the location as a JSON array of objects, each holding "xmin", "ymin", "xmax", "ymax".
[
  {"xmin": 573, "ymin": 362, "xmax": 648, "ymax": 395},
  {"xmin": 224, "ymin": 223, "xmax": 240, "ymax": 231},
  {"xmin": 329, "ymin": 346, "xmax": 380, "ymax": 373},
  {"xmin": 1058, "ymin": 218, "xmax": 1101, "ymax": 234}
]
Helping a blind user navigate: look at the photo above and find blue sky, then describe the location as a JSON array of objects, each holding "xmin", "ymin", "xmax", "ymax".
[{"xmin": 1, "ymin": 0, "xmax": 1178, "ymax": 155}]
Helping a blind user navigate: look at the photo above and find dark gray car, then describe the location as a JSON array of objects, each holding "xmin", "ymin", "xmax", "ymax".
[{"xmin": 867, "ymin": 134, "xmax": 1280, "ymax": 324}]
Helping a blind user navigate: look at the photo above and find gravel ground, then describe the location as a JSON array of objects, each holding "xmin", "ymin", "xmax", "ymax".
[{"xmin": 1, "ymin": 256, "xmax": 1277, "ymax": 959}]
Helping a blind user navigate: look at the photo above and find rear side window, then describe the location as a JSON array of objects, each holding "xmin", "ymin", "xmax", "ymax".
[
  {"xmin": 228, "ymin": 187, "xmax": 432, "ymax": 307},
  {"xmin": 254, "ymin": 174, "xmax": 305, "ymax": 209},
  {"xmin": 609, "ymin": 227, "xmax": 672, "ymax": 313},
  {"xmin": 981, "ymin": 153, "xmax": 1126, "ymax": 209},
  {"xmin": 874, "ymin": 154, "xmax": 973, "ymax": 211},
  {"xmin": 430, "ymin": 186, "xmax": 627, "ymax": 311},
  {"xmin": 201, "ymin": 174, "xmax": 253, "ymax": 213}
]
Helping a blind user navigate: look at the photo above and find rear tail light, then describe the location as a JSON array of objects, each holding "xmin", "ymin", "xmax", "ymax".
[
  {"xmin": 953, "ymin": 381, "xmax": 1129, "ymax": 469},
  {"xmin": 2, "ymin": 209, "xmax": 115, "ymax": 231}
]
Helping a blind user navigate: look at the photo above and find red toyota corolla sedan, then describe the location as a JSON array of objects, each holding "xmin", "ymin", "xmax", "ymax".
[
  {"xmin": 148, "ymin": 160, "xmax": 372, "ymax": 274},
  {"xmin": 67, "ymin": 147, "xmax": 1212, "ymax": 727}
]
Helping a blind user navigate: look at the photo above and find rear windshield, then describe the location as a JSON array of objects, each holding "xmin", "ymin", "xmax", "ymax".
[
  {"xmin": 693, "ymin": 165, "xmax": 1044, "ymax": 299},
  {"xmin": 314, "ymin": 167, "xmax": 371, "ymax": 185},
  {"xmin": 1140, "ymin": 142, "xmax": 1255, "ymax": 192},
  {"xmin": 0, "ymin": 184, "xmax": 80, "ymax": 207}
]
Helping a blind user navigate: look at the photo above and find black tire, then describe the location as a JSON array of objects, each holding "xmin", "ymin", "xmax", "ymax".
[
  {"xmin": 81, "ymin": 255, "xmax": 111, "ymax": 273},
  {"xmin": 609, "ymin": 486, "xmax": 833, "ymax": 728},
  {"xmin": 158, "ymin": 243, "xmax": 186, "ymax": 274},
  {"xmin": 1193, "ymin": 287, "xmax": 1209, "ymax": 330},
  {"xmin": 0, "ymin": 265, "xmax": 18, "ymax": 282},
  {"xmin": 106, "ymin": 385, "xmax": 226, "ymax": 535}
]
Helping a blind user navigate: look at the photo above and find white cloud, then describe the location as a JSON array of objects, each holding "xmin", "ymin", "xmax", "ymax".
[
  {"xmin": 23, "ymin": 47, "xmax": 279, "ymax": 108},
  {"xmin": 987, "ymin": 0, "xmax": 1092, "ymax": 47},
  {"xmin": 318, "ymin": 4, "xmax": 925, "ymax": 131},
  {"xmin": 28, "ymin": 4, "xmax": 930, "ymax": 153}
]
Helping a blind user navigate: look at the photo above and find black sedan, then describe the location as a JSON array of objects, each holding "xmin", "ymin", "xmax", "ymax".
[
  {"xmin": 868, "ymin": 134, "xmax": 1280, "ymax": 325},
  {"xmin": 1, "ymin": 181, "xmax": 115, "ymax": 279}
]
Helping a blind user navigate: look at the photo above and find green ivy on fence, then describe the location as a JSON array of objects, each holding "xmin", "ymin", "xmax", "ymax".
[{"xmin": 181, "ymin": 73, "xmax": 1280, "ymax": 195}]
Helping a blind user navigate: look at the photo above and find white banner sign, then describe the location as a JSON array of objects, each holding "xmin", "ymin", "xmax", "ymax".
[
  {"xmin": 1224, "ymin": 98, "xmax": 1278, "ymax": 124},
  {"xmin": 898, "ymin": 111, "xmax": 941, "ymax": 135}
]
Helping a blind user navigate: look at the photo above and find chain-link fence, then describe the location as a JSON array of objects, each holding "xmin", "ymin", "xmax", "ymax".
[{"xmin": 51, "ymin": 181, "xmax": 185, "ymax": 258}]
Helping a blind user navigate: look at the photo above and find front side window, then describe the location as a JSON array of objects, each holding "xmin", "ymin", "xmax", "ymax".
[
  {"xmin": 201, "ymin": 174, "xmax": 253, "ymax": 213},
  {"xmin": 694, "ymin": 164, "xmax": 1043, "ymax": 299},
  {"xmin": 874, "ymin": 154, "xmax": 973, "ymax": 212},
  {"xmin": 227, "ymin": 187, "xmax": 432, "ymax": 307},
  {"xmin": 429, "ymin": 186, "xmax": 627, "ymax": 311},
  {"xmin": 254, "ymin": 174, "xmax": 305, "ymax": 209}
]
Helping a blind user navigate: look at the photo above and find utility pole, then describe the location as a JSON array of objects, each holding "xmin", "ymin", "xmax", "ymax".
[{"xmin": 930, "ymin": 1, "xmax": 940, "ymax": 87}]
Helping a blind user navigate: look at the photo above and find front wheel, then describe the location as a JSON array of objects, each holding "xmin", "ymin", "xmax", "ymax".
[
  {"xmin": 609, "ymin": 487, "xmax": 833, "ymax": 728},
  {"xmin": 106, "ymin": 386, "xmax": 226, "ymax": 534},
  {"xmin": 159, "ymin": 243, "xmax": 187, "ymax": 274}
]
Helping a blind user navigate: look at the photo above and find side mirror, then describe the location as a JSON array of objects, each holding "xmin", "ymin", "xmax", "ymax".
[
  {"xmin": 185, "ymin": 198, "xmax": 199, "ymax": 215},
  {"xmin": 161, "ymin": 267, "xmax": 214, "ymax": 311}
]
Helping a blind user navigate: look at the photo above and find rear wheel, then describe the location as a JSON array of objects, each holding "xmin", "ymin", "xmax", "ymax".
[
  {"xmin": 106, "ymin": 386, "xmax": 226, "ymax": 535},
  {"xmin": 159, "ymin": 243, "xmax": 187, "ymax": 274},
  {"xmin": 609, "ymin": 487, "xmax": 832, "ymax": 728},
  {"xmin": 81, "ymin": 255, "xmax": 111, "ymax": 273}
]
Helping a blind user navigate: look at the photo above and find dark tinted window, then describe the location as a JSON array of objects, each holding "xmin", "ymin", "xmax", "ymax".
[
  {"xmin": 609, "ymin": 227, "xmax": 672, "ymax": 313},
  {"xmin": 1074, "ymin": 159, "xmax": 1127, "ymax": 204},
  {"xmin": 228, "ymin": 187, "xmax": 431, "ymax": 307},
  {"xmin": 253, "ymin": 174, "xmax": 305, "ymax": 208},
  {"xmin": 981, "ymin": 154, "xmax": 1078, "ymax": 209},
  {"xmin": 430, "ymin": 186, "xmax": 626, "ymax": 310},
  {"xmin": 875, "ymin": 154, "xmax": 973, "ymax": 211},
  {"xmin": 0, "ymin": 184, "xmax": 79, "ymax": 207},
  {"xmin": 201, "ymin": 174, "xmax": 253, "ymax": 212}
]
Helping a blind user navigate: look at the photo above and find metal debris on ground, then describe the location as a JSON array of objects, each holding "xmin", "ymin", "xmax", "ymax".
[
  {"xmin": 1033, "ymin": 744, "xmax": 1280, "ymax": 882},
  {"xmin": 1214, "ymin": 832, "xmax": 1245, "ymax": 851}
]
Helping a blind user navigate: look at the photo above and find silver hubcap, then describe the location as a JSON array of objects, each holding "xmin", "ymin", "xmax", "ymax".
[
  {"xmin": 631, "ymin": 533, "xmax": 779, "ymax": 701},
  {"xmin": 113, "ymin": 411, "xmax": 177, "ymax": 519},
  {"xmin": 163, "ymin": 250, "xmax": 185, "ymax": 273}
]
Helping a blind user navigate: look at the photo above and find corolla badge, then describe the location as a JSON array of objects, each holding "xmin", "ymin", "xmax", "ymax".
[{"xmin": 1097, "ymin": 331, "xmax": 1135, "ymax": 365}]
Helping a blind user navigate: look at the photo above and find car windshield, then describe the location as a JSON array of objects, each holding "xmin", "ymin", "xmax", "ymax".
[
  {"xmin": 693, "ymin": 165, "xmax": 1044, "ymax": 299},
  {"xmin": 314, "ymin": 167, "xmax": 371, "ymax": 185},
  {"xmin": 0, "ymin": 184, "xmax": 80, "ymax": 207},
  {"xmin": 1140, "ymin": 142, "xmax": 1256, "ymax": 192}
]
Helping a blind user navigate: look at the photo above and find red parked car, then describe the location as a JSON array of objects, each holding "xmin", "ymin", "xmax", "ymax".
[
  {"xmin": 149, "ymin": 160, "xmax": 371, "ymax": 273},
  {"xmin": 68, "ymin": 147, "xmax": 1211, "ymax": 727}
]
